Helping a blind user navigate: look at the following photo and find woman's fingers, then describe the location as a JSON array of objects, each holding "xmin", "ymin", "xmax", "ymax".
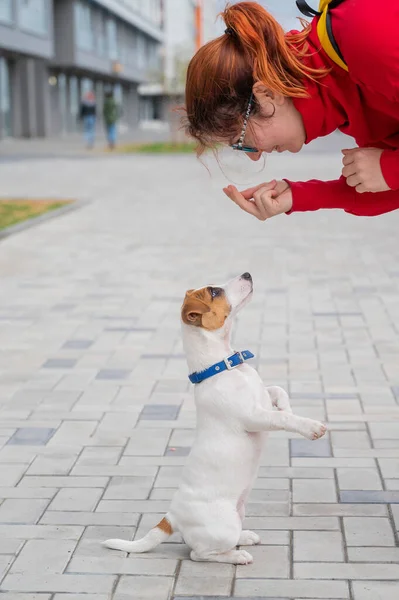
[
  {"xmin": 240, "ymin": 180, "xmax": 277, "ymax": 200},
  {"xmin": 341, "ymin": 164, "xmax": 357, "ymax": 178},
  {"xmin": 223, "ymin": 185, "xmax": 263, "ymax": 219},
  {"xmin": 346, "ymin": 174, "xmax": 362, "ymax": 188}
]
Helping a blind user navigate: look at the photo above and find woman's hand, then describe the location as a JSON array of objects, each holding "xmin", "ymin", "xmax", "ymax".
[
  {"xmin": 223, "ymin": 180, "xmax": 293, "ymax": 221},
  {"xmin": 342, "ymin": 148, "xmax": 390, "ymax": 193}
]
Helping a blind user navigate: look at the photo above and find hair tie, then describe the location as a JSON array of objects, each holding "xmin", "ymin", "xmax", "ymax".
[{"xmin": 225, "ymin": 27, "xmax": 235, "ymax": 36}]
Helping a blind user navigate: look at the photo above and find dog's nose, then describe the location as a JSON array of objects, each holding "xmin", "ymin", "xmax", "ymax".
[{"xmin": 241, "ymin": 272, "xmax": 252, "ymax": 281}]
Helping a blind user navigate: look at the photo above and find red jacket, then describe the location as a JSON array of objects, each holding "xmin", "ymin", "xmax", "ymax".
[{"xmin": 287, "ymin": 0, "xmax": 399, "ymax": 216}]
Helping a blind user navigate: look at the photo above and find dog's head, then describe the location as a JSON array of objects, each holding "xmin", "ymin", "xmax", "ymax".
[{"xmin": 181, "ymin": 273, "xmax": 253, "ymax": 331}]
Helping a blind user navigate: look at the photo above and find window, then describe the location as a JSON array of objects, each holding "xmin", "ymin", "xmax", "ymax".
[
  {"xmin": 106, "ymin": 18, "xmax": 119, "ymax": 60},
  {"xmin": 0, "ymin": 57, "xmax": 12, "ymax": 137},
  {"xmin": 18, "ymin": 0, "xmax": 47, "ymax": 35},
  {"xmin": 74, "ymin": 1, "xmax": 94, "ymax": 52},
  {"xmin": 0, "ymin": 0, "xmax": 12, "ymax": 24},
  {"xmin": 96, "ymin": 13, "xmax": 107, "ymax": 57},
  {"xmin": 137, "ymin": 35, "xmax": 145, "ymax": 70}
]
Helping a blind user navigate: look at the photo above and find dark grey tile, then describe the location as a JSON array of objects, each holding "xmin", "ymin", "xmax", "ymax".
[
  {"xmin": 96, "ymin": 369, "xmax": 131, "ymax": 380},
  {"xmin": 290, "ymin": 438, "xmax": 331, "ymax": 458},
  {"xmin": 140, "ymin": 404, "xmax": 180, "ymax": 420},
  {"xmin": 62, "ymin": 339, "xmax": 93, "ymax": 349},
  {"xmin": 313, "ymin": 312, "xmax": 361, "ymax": 317},
  {"xmin": 51, "ymin": 304, "xmax": 76, "ymax": 311},
  {"xmin": 340, "ymin": 491, "xmax": 399, "ymax": 504},
  {"xmin": 353, "ymin": 286, "xmax": 376, "ymax": 293},
  {"xmin": 105, "ymin": 327, "xmax": 155, "ymax": 332},
  {"xmin": 290, "ymin": 392, "xmax": 358, "ymax": 400},
  {"xmin": 141, "ymin": 354, "xmax": 185, "ymax": 359},
  {"xmin": 42, "ymin": 359, "xmax": 77, "ymax": 369},
  {"xmin": 165, "ymin": 446, "xmax": 191, "ymax": 457},
  {"xmin": 391, "ymin": 386, "xmax": 399, "ymax": 399},
  {"xmin": 7, "ymin": 427, "xmax": 56, "ymax": 446}
]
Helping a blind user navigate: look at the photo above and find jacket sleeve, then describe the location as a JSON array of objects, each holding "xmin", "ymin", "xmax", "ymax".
[
  {"xmin": 284, "ymin": 176, "xmax": 399, "ymax": 217},
  {"xmin": 380, "ymin": 150, "xmax": 399, "ymax": 191}
]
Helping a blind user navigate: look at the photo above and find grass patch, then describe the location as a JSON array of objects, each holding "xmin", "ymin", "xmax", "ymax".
[
  {"xmin": 118, "ymin": 141, "xmax": 197, "ymax": 154},
  {"xmin": 0, "ymin": 199, "xmax": 73, "ymax": 231}
]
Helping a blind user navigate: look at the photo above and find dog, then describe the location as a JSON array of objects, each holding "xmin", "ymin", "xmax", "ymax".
[{"xmin": 103, "ymin": 273, "xmax": 326, "ymax": 564}]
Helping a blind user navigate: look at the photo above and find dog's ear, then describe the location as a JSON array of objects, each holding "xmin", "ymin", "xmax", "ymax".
[{"xmin": 181, "ymin": 296, "xmax": 210, "ymax": 326}]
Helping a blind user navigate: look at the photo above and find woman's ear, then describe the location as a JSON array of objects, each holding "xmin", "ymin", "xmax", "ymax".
[{"xmin": 252, "ymin": 81, "xmax": 285, "ymax": 107}]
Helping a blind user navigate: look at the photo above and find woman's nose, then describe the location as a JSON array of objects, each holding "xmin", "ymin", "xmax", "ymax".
[{"xmin": 247, "ymin": 151, "xmax": 262, "ymax": 162}]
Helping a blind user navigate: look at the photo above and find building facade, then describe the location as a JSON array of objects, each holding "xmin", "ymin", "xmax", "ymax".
[
  {"xmin": 0, "ymin": 0, "xmax": 163, "ymax": 139},
  {"xmin": 138, "ymin": 0, "xmax": 218, "ymax": 127}
]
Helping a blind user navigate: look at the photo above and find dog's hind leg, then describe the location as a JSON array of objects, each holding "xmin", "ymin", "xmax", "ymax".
[
  {"xmin": 186, "ymin": 501, "xmax": 249, "ymax": 564},
  {"xmin": 266, "ymin": 386, "xmax": 293, "ymax": 413},
  {"xmin": 191, "ymin": 548, "xmax": 253, "ymax": 564}
]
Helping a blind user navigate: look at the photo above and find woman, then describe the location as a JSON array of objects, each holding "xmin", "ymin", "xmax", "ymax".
[
  {"xmin": 80, "ymin": 91, "xmax": 97, "ymax": 150},
  {"xmin": 184, "ymin": 0, "xmax": 399, "ymax": 220}
]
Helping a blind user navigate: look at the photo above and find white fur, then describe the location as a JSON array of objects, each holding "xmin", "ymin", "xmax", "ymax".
[{"xmin": 103, "ymin": 275, "xmax": 326, "ymax": 564}]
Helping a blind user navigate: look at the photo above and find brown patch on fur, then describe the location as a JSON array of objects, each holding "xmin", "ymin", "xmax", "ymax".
[
  {"xmin": 156, "ymin": 517, "xmax": 173, "ymax": 535},
  {"xmin": 181, "ymin": 287, "xmax": 231, "ymax": 330}
]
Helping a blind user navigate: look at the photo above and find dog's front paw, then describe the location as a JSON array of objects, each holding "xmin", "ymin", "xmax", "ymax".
[
  {"xmin": 234, "ymin": 549, "xmax": 254, "ymax": 564},
  {"xmin": 239, "ymin": 530, "xmax": 261, "ymax": 546},
  {"xmin": 301, "ymin": 419, "xmax": 327, "ymax": 441}
]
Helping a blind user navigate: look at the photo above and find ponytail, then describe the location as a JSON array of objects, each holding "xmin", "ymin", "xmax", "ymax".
[{"xmin": 223, "ymin": 2, "xmax": 322, "ymax": 97}]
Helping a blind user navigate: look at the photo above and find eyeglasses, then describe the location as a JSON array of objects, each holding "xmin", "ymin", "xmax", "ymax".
[{"xmin": 231, "ymin": 93, "xmax": 259, "ymax": 153}]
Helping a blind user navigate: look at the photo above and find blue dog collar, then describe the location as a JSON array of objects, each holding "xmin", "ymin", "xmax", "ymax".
[{"xmin": 188, "ymin": 350, "xmax": 255, "ymax": 385}]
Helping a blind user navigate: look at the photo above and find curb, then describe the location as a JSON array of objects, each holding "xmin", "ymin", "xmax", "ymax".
[{"xmin": 0, "ymin": 199, "xmax": 88, "ymax": 241}]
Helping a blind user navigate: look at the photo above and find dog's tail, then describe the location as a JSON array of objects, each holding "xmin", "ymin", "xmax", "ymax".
[{"xmin": 102, "ymin": 516, "xmax": 174, "ymax": 553}]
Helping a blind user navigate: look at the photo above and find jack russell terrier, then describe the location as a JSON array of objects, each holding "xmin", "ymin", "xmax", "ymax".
[{"xmin": 104, "ymin": 273, "xmax": 326, "ymax": 564}]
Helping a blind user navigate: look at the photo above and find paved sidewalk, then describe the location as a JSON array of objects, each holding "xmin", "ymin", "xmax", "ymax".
[{"xmin": 0, "ymin": 149, "xmax": 398, "ymax": 600}]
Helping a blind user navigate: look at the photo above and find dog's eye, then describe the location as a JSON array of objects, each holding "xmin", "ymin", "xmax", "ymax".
[{"xmin": 209, "ymin": 287, "xmax": 222, "ymax": 298}]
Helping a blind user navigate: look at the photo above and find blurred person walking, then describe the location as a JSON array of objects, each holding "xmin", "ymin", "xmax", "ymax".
[
  {"xmin": 80, "ymin": 91, "xmax": 97, "ymax": 149},
  {"xmin": 103, "ymin": 90, "xmax": 120, "ymax": 150}
]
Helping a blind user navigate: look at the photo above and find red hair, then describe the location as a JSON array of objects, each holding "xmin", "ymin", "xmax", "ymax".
[{"xmin": 184, "ymin": 2, "xmax": 326, "ymax": 155}]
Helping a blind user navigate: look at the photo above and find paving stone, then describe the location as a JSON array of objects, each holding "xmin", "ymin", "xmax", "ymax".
[
  {"xmin": 124, "ymin": 429, "xmax": 171, "ymax": 456},
  {"xmin": 96, "ymin": 369, "xmax": 131, "ymax": 380},
  {"xmin": 234, "ymin": 579, "xmax": 349, "ymax": 598},
  {"xmin": 62, "ymin": 340, "xmax": 93, "ymax": 349},
  {"xmin": 337, "ymin": 468, "xmax": 383, "ymax": 491},
  {"xmin": 290, "ymin": 438, "xmax": 331, "ymax": 457},
  {"xmin": 66, "ymin": 555, "xmax": 178, "ymax": 575},
  {"xmin": 293, "ymin": 504, "xmax": 387, "ymax": 517},
  {"xmin": 0, "ymin": 524, "xmax": 83, "ymax": 540},
  {"xmin": 139, "ymin": 405, "xmax": 180, "ymax": 420},
  {"xmin": 26, "ymin": 453, "xmax": 78, "ymax": 476},
  {"xmin": 114, "ymin": 576, "xmax": 174, "ymax": 600},
  {"xmin": 348, "ymin": 547, "xmax": 399, "ymax": 562},
  {"xmin": 8, "ymin": 540, "xmax": 76, "ymax": 574},
  {"xmin": 236, "ymin": 545, "xmax": 289, "ymax": 578},
  {"xmin": 294, "ymin": 531, "xmax": 344, "ymax": 562},
  {"xmin": 343, "ymin": 517, "xmax": 396, "ymax": 546},
  {"xmin": 352, "ymin": 581, "xmax": 399, "ymax": 600},
  {"xmin": 1, "ymin": 574, "xmax": 117, "ymax": 593},
  {"xmin": 49, "ymin": 488, "xmax": 103, "ymax": 511},
  {"xmin": 174, "ymin": 560, "xmax": 234, "ymax": 596},
  {"xmin": 0, "ymin": 539, "xmax": 23, "ymax": 554},
  {"xmin": 0, "ymin": 499, "xmax": 49, "ymax": 524},
  {"xmin": 164, "ymin": 446, "xmax": 191, "ymax": 456},
  {"xmin": 295, "ymin": 562, "xmax": 399, "ymax": 580},
  {"xmin": 340, "ymin": 490, "xmax": 399, "ymax": 503},
  {"xmin": 42, "ymin": 359, "xmax": 77, "ymax": 369},
  {"xmin": 39, "ymin": 511, "xmax": 139, "ymax": 526},
  {"xmin": 293, "ymin": 479, "xmax": 337, "ymax": 503},
  {"xmin": 7, "ymin": 428, "xmax": 56, "ymax": 446}
]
